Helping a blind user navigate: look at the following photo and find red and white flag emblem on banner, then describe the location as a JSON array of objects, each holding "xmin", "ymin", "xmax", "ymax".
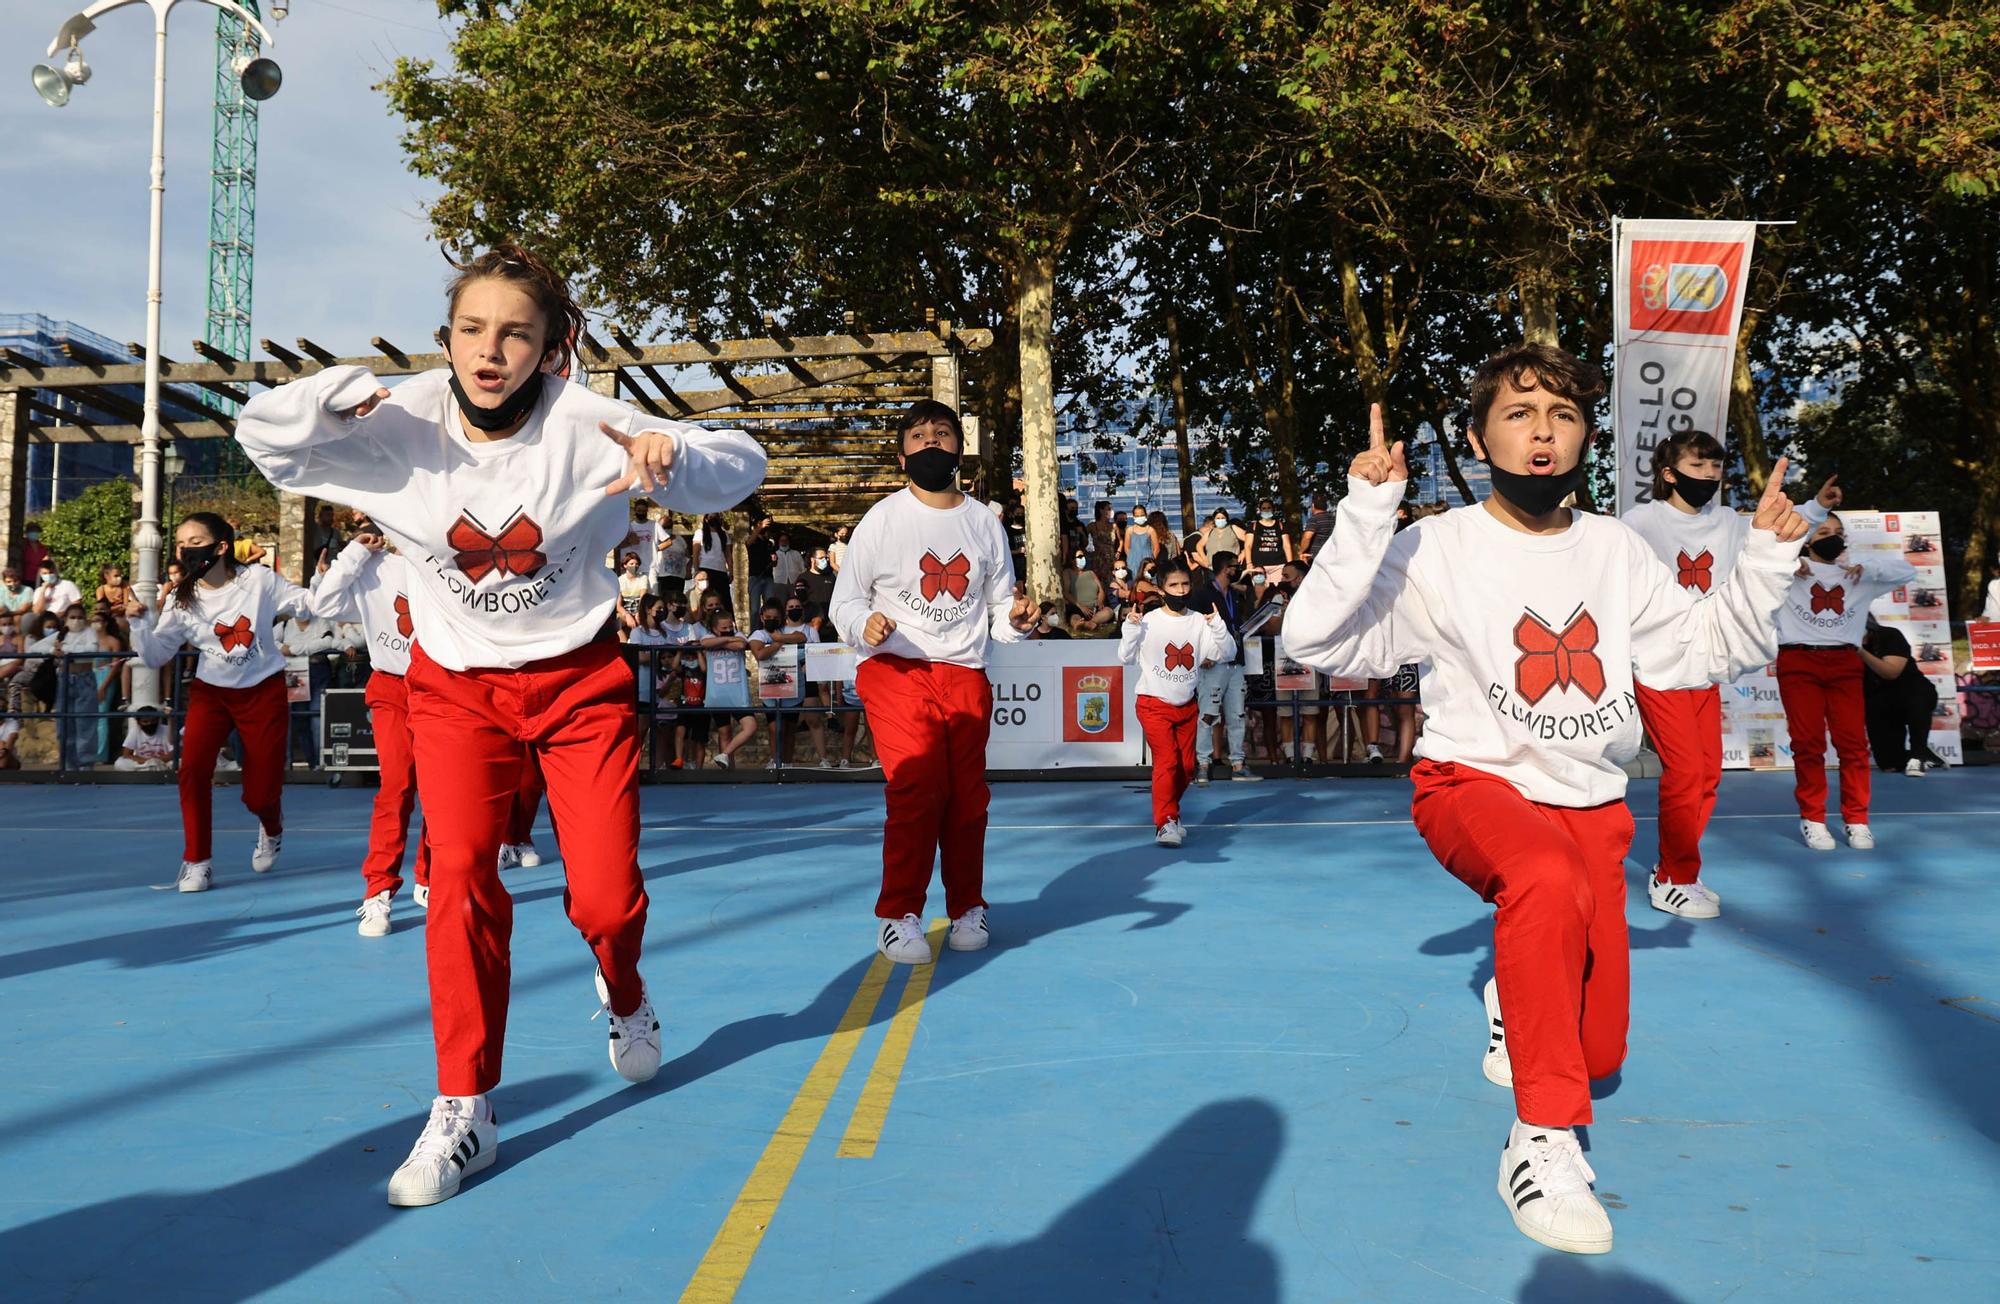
[{"xmin": 1612, "ymin": 219, "xmax": 1758, "ymax": 516}]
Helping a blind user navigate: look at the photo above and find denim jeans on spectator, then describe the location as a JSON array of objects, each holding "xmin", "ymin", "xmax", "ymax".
[
  {"xmin": 1197, "ymin": 662, "xmax": 1247, "ymax": 768},
  {"xmin": 61, "ymin": 665, "xmax": 100, "ymax": 771}
]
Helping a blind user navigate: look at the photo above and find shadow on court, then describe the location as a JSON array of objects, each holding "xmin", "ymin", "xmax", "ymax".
[
  {"xmin": 870, "ymin": 1098, "xmax": 1284, "ymax": 1303},
  {"xmin": 1516, "ymin": 1254, "xmax": 1690, "ymax": 1302},
  {"xmin": 1419, "ymin": 910, "xmax": 1696, "ymax": 1003},
  {"xmin": 0, "ymin": 1072, "xmax": 593, "ymax": 1304}
]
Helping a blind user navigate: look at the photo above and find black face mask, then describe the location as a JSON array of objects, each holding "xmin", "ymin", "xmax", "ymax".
[
  {"xmin": 448, "ymin": 363, "xmax": 546, "ymax": 433},
  {"xmin": 1161, "ymin": 591, "xmax": 1189, "ymax": 612},
  {"xmin": 762, "ymin": 615, "xmax": 782, "ymax": 631},
  {"xmin": 905, "ymin": 446, "xmax": 961, "ymax": 493},
  {"xmin": 1486, "ymin": 460, "xmax": 1585, "ymax": 518},
  {"xmin": 1669, "ymin": 475, "xmax": 1720, "ymax": 509},
  {"xmin": 178, "ymin": 544, "xmax": 224, "ymax": 581},
  {"xmin": 1809, "ymin": 535, "xmax": 1846, "ymax": 562}
]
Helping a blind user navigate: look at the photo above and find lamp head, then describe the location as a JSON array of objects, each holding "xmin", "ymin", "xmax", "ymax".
[
  {"xmin": 31, "ymin": 63, "xmax": 70, "ymax": 107},
  {"xmin": 237, "ymin": 56, "xmax": 282, "ymax": 101}
]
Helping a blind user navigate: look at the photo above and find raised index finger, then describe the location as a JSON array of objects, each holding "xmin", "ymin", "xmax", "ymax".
[
  {"xmin": 1368, "ymin": 403, "xmax": 1386, "ymax": 453},
  {"xmin": 599, "ymin": 420, "xmax": 633, "ymax": 446},
  {"xmin": 1762, "ymin": 456, "xmax": 1790, "ymax": 504}
]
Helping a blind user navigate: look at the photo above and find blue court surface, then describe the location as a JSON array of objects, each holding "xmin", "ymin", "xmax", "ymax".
[{"xmin": 3, "ymin": 769, "xmax": 1998, "ymax": 1303}]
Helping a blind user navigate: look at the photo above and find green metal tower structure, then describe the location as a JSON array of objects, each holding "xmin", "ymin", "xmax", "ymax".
[{"xmin": 204, "ymin": 0, "xmax": 261, "ymax": 427}]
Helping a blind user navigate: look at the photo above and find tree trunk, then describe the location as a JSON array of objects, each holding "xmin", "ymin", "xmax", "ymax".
[
  {"xmin": 1016, "ymin": 248, "xmax": 1061, "ymax": 605},
  {"xmin": 1271, "ymin": 274, "xmax": 1304, "ymax": 531},
  {"xmin": 1517, "ymin": 263, "xmax": 1561, "ymax": 346},
  {"xmin": 1729, "ymin": 307, "xmax": 1775, "ymax": 497},
  {"xmin": 1961, "ymin": 431, "xmax": 2000, "ymax": 617},
  {"xmin": 983, "ymin": 265, "xmax": 1023, "ymax": 501},
  {"xmin": 1165, "ymin": 309, "xmax": 1197, "ymax": 538}
]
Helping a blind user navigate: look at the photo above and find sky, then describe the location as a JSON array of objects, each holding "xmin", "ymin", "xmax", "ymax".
[{"xmin": 0, "ymin": 0, "xmax": 459, "ymax": 357}]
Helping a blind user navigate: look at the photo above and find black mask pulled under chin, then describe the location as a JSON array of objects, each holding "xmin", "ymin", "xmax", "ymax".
[
  {"xmin": 1668, "ymin": 474, "xmax": 1721, "ymax": 509},
  {"xmin": 1486, "ymin": 459, "xmax": 1585, "ymax": 518},
  {"xmin": 448, "ymin": 364, "xmax": 547, "ymax": 433}
]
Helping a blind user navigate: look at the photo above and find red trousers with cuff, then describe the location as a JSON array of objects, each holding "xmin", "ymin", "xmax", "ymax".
[
  {"xmin": 408, "ymin": 751, "xmax": 544, "ymax": 891},
  {"xmin": 408, "ymin": 639, "xmax": 646, "ymax": 1097},
  {"xmin": 1634, "ymin": 683, "xmax": 1721, "ymax": 885},
  {"xmin": 178, "ymin": 673, "xmax": 287, "ymax": 863},
  {"xmin": 1776, "ymin": 646, "xmax": 1871, "ymax": 824},
  {"xmin": 1136, "ymin": 694, "xmax": 1199, "ymax": 827},
  {"xmin": 1411, "ymin": 759, "xmax": 1635, "ymax": 1127},
  {"xmin": 361, "ymin": 671, "xmax": 428, "ymax": 900},
  {"xmin": 857, "ymin": 654, "xmax": 992, "ymax": 921}
]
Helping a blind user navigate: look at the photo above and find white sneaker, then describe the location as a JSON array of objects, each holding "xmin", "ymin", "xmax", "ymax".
[
  {"xmin": 515, "ymin": 842, "xmax": 542, "ymax": 868},
  {"xmin": 413, "ymin": 882, "xmax": 430, "ymax": 910},
  {"xmin": 1366, "ymin": 744, "xmax": 1384, "ymax": 762},
  {"xmin": 177, "ymin": 860, "xmax": 212, "ymax": 893},
  {"xmin": 356, "ymin": 889, "xmax": 393, "ymax": 938},
  {"xmin": 1846, "ymin": 823, "xmax": 1875, "ymax": 850},
  {"xmin": 1801, "ymin": 820, "xmax": 1836, "ymax": 851},
  {"xmin": 1499, "ymin": 1121, "xmax": 1613, "ymax": 1254},
  {"xmin": 252, "ymin": 829, "xmax": 281, "ymax": 873},
  {"xmin": 1155, "ymin": 819, "xmax": 1186, "ymax": 848},
  {"xmin": 949, "ymin": 905, "xmax": 990, "ymax": 953},
  {"xmin": 1481, "ymin": 978, "xmax": 1513, "ymax": 1088},
  {"xmin": 496, "ymin": 844, "xmax": 518, "ymax": 870},
  {"xmin": 1194, "ymin": 763, "xmax": 1211, "ymax": 788},
  {"xmin": 594, "ymin": 968, "xmax": 662, "ymax": 1083},
  {"xmin": 877, "ymin": 913, "xmax": 932, "ymax": 964},
  {"xmin": 819, "ymin": 756, "xmax": 835, "ymax": 770},
  {"xmin": 386, "ymin": 1095, "xmax": 498, "ymax": 1207},
  {"xmin": 1904, "ymin": 758, "xmax": 1926, "ymax": 778},
  {"xmin": 1648, "ymin": 873, "xmax": 1721, "ymax": 919},
  {"xmin": 714, "ymin": 753, "xmax": 733, "ymax": 770}
]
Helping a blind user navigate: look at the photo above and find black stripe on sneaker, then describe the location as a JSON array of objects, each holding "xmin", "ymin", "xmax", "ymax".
[
  {"xmin": 466, "ymin": 1131, "xmax": 480, "ymax": 1159},
  {"xmin": 1511, "ymin": 1160, "xmax": 1531, "ymax": 1184},
  {"xmin": 1516, "ymin": 1188, "xmax": 1545, "ymax": 1208}
]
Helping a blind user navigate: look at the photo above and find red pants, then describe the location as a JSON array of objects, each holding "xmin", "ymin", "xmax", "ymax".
[
  {"xmin": 1137, "ymin": 694, "xmax": 1199, "ymax": 826},
  {"xmin": 178, "ymin": 674, "xmax": 287, "ymax": 863},
  {"xmin": 408, "ymin": 751, "xmax": 544, "ymax": 891},
  {"xmin": 408, "ymin": 639, "xmax": 646, "ymax": 1097},
  {"xmin": 857, "ymin": 654, "xmax": 991, "ymax": 920},
  {"xmin": 362, "ymin": 671, "xmax": 427, "ymax": 899},
  {"xmin": 1777, "ymin": 646, "xmax": 1870, "ymax": 824},
  {"xmin": 1411, "ymin": 760, "xmax": 1635, "ymax": 1127},
  {"xmin": 1634, "ymin": 684, "xmax": 1720, "ymax": 885}
]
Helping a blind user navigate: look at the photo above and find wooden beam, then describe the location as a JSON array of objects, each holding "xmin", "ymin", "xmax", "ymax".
[
  {"xmin": 260, "ymin": 339, "xmax": 303, "ymax": 366},
  {"xmin": 0, "ymin": 329, "xmax": 991, "ymax": 393}
]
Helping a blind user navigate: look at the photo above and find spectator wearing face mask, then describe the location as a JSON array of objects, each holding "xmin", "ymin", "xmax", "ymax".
[
  {"xmin": 1033, "ymin": 600, "xmax": 1071, "ymax": 640},
  {"xmin": 827, "ymin": 523, "xmax": 852, "ymax": 573},
  {"xmin": 1108, "ymin": 561, "xmax": 1138, "ymax": 609},
  {"xmin": 1124, "ymin": 506, "xmax": 1160, "ymax": 578},
  {"xmin": 96, "ymin": 564, "xmax": 136, "ymax": 613},
  {"xmin": 51, "ymin": 604, "xmax": 102, "ymax": 771},
  {"xmin": 1065, "ymin": 549, "xmax": 1119, "ymax": 629},
  {"xmin": 1188, "ymin": 550, "xmax": 1259, "ymax": 783},
  {"xmin": 1088, "ymin": 501, "xmax": 1120, "ymax": 591},
  {"xmin": 749, "ymin": 597, "xmax": 821, "ymax": 767},
  {"xmin": 1194, "ymin": 509, "xmax": 1252, "ymax": 571},
  {"xmin": 616, "ymin": 551, "xmax": 650, "ymax": 630},
  {"xmin": 695, "ymin": 607, "xmax": 760, "ymax": 768},
  {"xmin": 803, "ymin": 547, "xmax": 837, "ymax": 617},
  {"xmin": 772, "ymin": 532, "xmax": 806, "ymax": 591},
  {"xmin": 1264, "ymin": 559, "xmax": 1324, "ymax": 764},
  {"xmin": 1248, "ymin": 498, "xmax": 1295, "ymax": 585},
  {"xmin": 32, "ymin": 562, "xmax": 83, "ymax": 620},
  {"xmin": 117, "ymin": 706, "xmax": 176, "ymax": 770}
]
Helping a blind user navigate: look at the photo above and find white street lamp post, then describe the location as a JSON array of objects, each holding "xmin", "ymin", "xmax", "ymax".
[{"xmin": 31, "ymin": 0, "xmax": 277, "ymax": 607}]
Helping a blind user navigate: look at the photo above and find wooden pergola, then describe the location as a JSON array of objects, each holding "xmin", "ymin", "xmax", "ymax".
[{"xmin": 0, "ymin": 317, "xmax": 990, "ymax": 579}]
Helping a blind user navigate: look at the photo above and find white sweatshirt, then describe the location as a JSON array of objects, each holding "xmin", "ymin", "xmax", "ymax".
[
  {"xmin": 1119, "ymin": 607, "xmax": 1235, "ymax": 705},
  {"xmin": 1281, "ymin": 477, "xmax": 1805, "ymax": 806},
  {"xmin": 1775, "ymin": 554, "xmax": 1918, "ymax": 647},
  {"xmin": 235, "ymin": 366, "xmax": 767, "ymax": 671},
  {"xmin": 829, "ymin": 488, "xmax": 1025, "ymax": 669},
  {"xmin": 130, "ymin": 563, "xmax": 336, "ymax": 688},
  {"xmin": 1621, "ymin": 498, "xmax": 1752, "ymax": 595},
  {"xmin": 311, "ymin": 542, "xmax": 416, "ymax": 676}
]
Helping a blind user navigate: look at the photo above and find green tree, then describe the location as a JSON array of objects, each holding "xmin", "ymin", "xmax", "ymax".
[{"xmin": 40, "ymin": 480, "xmax": 135, "ymax": 595}]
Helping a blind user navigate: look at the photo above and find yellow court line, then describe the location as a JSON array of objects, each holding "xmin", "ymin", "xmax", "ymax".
[
  {"xmin": 837, "ymin": 918, "xmax": 948, "ymax": 1158},
  {"xmin": 679, "ymin": 953, "xmax": 896, "ymax": 1303}
]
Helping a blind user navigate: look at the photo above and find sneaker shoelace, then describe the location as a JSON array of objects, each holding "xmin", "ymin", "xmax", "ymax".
[
  {"xmin": 888, "ymin": 913, "xmax": 927, "ymax": 947},
  {"xmin": 356, "ymin": 893, "xmax": 390, "ymax": 920},
  {"xmin": 1524, "ymin": 1130, "xmax": 1598, "ymax": 1200},
  {"xmin": 407, "ymin": 1097, "xmax": 476, "ymax": 1168},
  {"xmin": 954, "ymin": 907, "xmax": 985, "ymax": 934}
]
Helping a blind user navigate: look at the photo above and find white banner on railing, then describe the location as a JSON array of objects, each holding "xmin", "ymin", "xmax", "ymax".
[{"xmin": 1612, "ymin": 218, "xmax": 1758, "ymax": 515}]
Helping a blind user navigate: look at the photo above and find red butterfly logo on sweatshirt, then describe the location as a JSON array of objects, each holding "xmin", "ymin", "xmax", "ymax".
[
  {"xmin": 1163, "ymin": 642, "xmax": 1196, "ymax": 672},
  {"xmin": 918, "ymin": 550, "xmax": 971, "ymax": 602},
  {"xmin": 393, "ymin": 594, "xmax": 414, "ymax": 639},
  {"xmin": 1675, "ymin": 549, "xmax": 1714, "ymax": 593},
  {"xmin": 213, "ymin": 616, "xmax": 255, "ymax": 652},
  {"xmin": 1809, "ymin": 583, "xmax": 1845, "ymax": 615},
  {"xmin": 1512, "ymin": 607, "xmax": 1606, "ymax": 705},
  {"xmin": 448, "ymin": 511, "xmax": 547, "ymax": 582}
]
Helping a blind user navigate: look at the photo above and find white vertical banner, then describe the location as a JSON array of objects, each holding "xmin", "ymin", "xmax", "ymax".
[{"xmin": 1612, "ymin": 219, "xmax": 1758, "ymax": 515}]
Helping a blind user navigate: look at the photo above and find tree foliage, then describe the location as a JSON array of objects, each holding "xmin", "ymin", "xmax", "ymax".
[{"xmin": 40, "ymin": 479, "xmax": 134, "ymax": 592}]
